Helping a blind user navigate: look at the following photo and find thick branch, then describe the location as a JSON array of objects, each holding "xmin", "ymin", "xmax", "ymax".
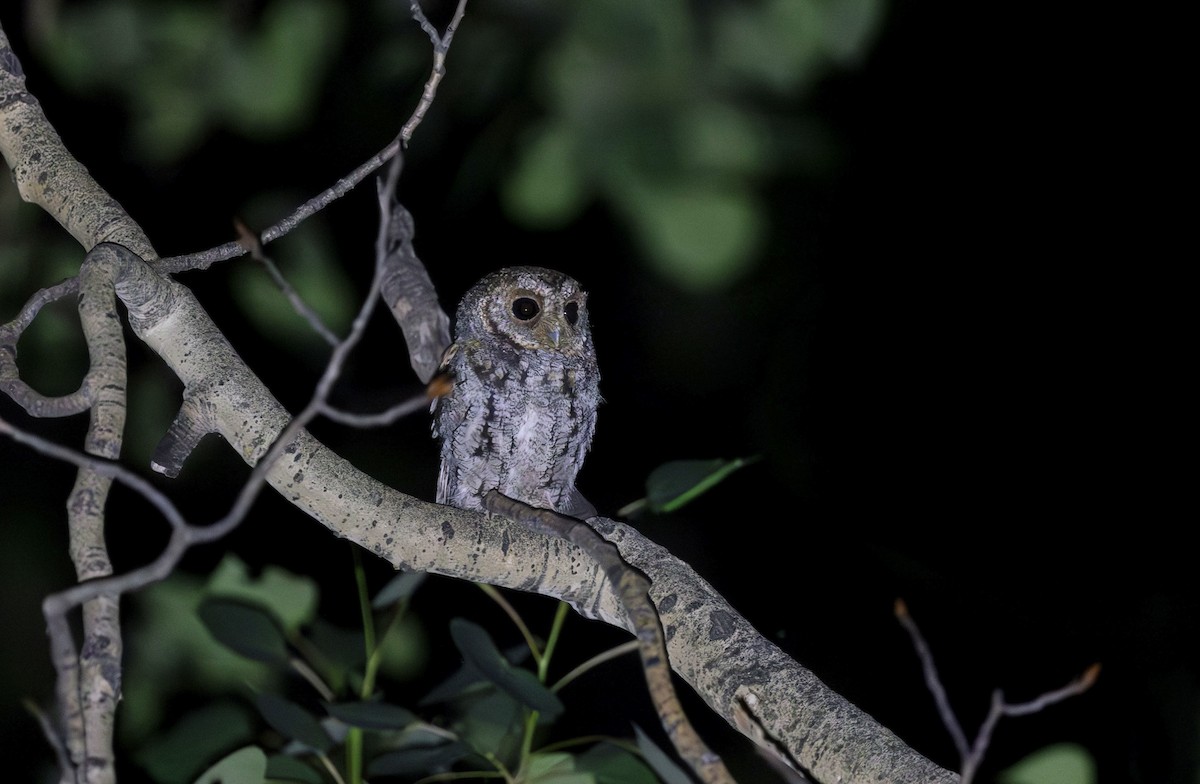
[
  {"xmin": 1, "ymin": 13, "xmax": 956, "ymax": 782},
  {"xmin": 95, "ymin": 243, "xmax": 955, "ymax": 784},
  {"xmin": 378, "ymin": 203, "xmax": 451, "ymax": 383},
  {"xmin": 0, "ymin": 26, "xmax": 152, "ymax": 258}
]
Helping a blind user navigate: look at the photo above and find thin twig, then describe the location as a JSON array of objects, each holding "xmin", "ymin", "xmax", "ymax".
[
  {"xmin": 894, "ymin": 598, "xmax": 969, "ymax": 757},
  {"xmin": 157, "ymin": 1, "xmax": 469, "ymax": 277},
  {"xmin": 896, "ymin": 598, "xmax": 1100, "ymax": 784},
  {"xmin": 1001, "ymin": 663, "xmax": 1101, "ymax": 717},
  {"xmin": 22, "ymin": 699, "xmax": 72, "ymax": 774},
  {"xmin": 401, "ymin": 0, "xmax": 471, "ymax": 144},
  {"xmin": 235, "ymin": 218, "xmax": 340, "ymax": 347},
  {"xmin": 154, "ymin": 137, "xmax": 404, "ymax": 275},
  {"xmin": 318, "ymin": 389, "xmax": 433, "ymax": 428}
]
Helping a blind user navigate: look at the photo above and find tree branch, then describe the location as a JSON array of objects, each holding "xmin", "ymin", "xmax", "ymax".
[{"xmin": 0, "ymin": 10, "xmax": 959, "ymax": 783}]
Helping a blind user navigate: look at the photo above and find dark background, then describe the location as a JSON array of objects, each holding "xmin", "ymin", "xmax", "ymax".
[{"xmin": 1, "ymin": 2, "xmax": 1185, "ymax": 783}]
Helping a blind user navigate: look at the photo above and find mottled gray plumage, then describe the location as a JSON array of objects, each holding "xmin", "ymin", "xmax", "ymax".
[{"xmin": 433, "ymin": 266, "xmax": 600, "ymax": 518}]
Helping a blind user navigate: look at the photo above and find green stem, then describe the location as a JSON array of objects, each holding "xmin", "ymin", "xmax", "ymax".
[
  {"xmin": 478, "ymin": 583, "xmax": 542, "ymax": 666},
  {"xmin": 550, "ymin": 640, "xmax": 640, "ymax": 694},
  {"xmin": 539, "ymin": 602, "xmax": 570, "ymax": 683},
  {"xmin": 347, "ymin": 546, "xmax": 378, "ymax": 784},
  {"xmin": 517, "ymin": 602, "xmax": 572, "ymax": 772}
]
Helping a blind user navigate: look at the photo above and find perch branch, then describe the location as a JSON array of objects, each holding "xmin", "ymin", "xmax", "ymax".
[{"xmin": 483, "ymin": 491, "xmax": 736, "ymax": 784}]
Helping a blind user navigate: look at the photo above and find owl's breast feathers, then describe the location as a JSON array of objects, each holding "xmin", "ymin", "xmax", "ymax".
[{"xmin": 435, "ymin": 338, "xmax": 599, "ymax": 517}]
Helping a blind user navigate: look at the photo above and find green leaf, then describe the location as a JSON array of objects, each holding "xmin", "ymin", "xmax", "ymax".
[
  {"xmin": 265, "ymin": 754, "xmax": 324, "ymax": 784},
  {"xmin": 366, "ymin": 740, "xmax": 472, "ymax": 776},
  {"xmin": 193, "ymin": 746, "xmax": 267, "ymax": 784},
  {"xmin": 527, "ymin": 751, "xmax": 593, "ymax": 783},
  {"xmin": 679, "ymin": 102, "xmax": 770, "ymax": 177},
  {"xmin": 222, "ymin": 0, "xmax": 346, "ymax": 136},
  {"xmin": 576, "ymin": 742, "xmax": 660, "ymax": 784},
  {"xmin": 324, "ymin": 700, "xmax": 417, "ymax": 729},
  {"xmin": 997, "ymin": 743, "xmax": 1098, "ymax": 784},
  {"xmin": 133, "ymin": 702, "xmax": 257, "ymax": 784},
  {"xmin": 307, "ymin": 618, "xmax": 368, "ymax": 675},
  {"xmin": 253, "ymin": 694, "xmax": 332, "ymax": 753},
  {"xmin": 198, "ymin": 597, "xmax": 290, "ymax": 664},
  {"xmin": 820, "ymin": 0, "xmax": 887, "ymax": 65},
  {"xmin": 207, "ymin": 555, "xmax": 319, "ymax": 634},
  {"xmin": 419, "ymin": 662, "xmax": 489, "ymax": 706},
  {"xmin": 623, "ymin": 179, "xmax": 764, "ymax": 291},
  {"xmin": 372, "ymin": 570, "xmax": 428, "ymax": 609},
  {"xmin": 645, "ymin": 457, "xmax": 758, "ymax": 512},
  {"xmin": 633, "ymin": 725, "xmax": 693, "ymax": 784},
  {"xmin": 123, "ymin": 576, "xmax": 280, "ymax": 741},
  {"xmin": 375, "ymin": 613, "xmax": 430, "ymax": 682},
  {"xmin": 449, "ymin": 618, "xmax": 565, "ymax": 720},
  {"xmin": 453, "ymin": 687, "xmax": 526, "ymax": 754},
  {"xmin": 503, "ymin": 121, "xmax": 590, "ymax": 228}
]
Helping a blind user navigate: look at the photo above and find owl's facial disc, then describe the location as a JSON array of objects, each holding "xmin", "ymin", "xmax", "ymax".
[{"xmin": 508, "ymin": 288, "xmax": 584, "ymax": 350}]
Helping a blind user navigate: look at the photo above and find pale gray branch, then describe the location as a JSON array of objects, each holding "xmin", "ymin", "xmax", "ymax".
[{"xmin": 0, "ymin": 10, "xmax": 963, "ymax": 784}]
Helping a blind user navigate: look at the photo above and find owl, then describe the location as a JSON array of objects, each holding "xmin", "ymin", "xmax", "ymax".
[{"xmin": 433, "ymin": 266, "xmax": 600, "ymax": 519}]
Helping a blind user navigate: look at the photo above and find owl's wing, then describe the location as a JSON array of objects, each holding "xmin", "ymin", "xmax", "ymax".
[
  {"xmin": 429, "ymin": 342, "xmax": 462, "ymax": 439},
  {"xmin": 562, "ymin": 488, "xmax": 598, "ymax": 520}
]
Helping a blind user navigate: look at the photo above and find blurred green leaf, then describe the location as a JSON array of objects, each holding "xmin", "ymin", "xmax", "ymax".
[
  {"xmin": 633, "ymin": 725, "xmax": 693, "ymax": 784},
  {"xmin": 818, "ymin": 0, "xmax": 888, "ymax": 64},
  {"xmin": 123, "ymin": 573, "xmax": 281, "ymax": 741},
  {"xmin": 254, "ymin": 694, "xmax": 332, "ymax": 753},
  {"xmin": 375, "ymin": 613, "xmax": 431, "ymax": 683},
  {"xmin": 419, "ymin": 661, "xmax": 488, "ymax": 707},
  {"xmin": 577, "ymin": 742, "xmax": 660, "ymax": 784},
  {"xmin": 305, "ymin": 618, "xmax": 366, "ymax": 688},
  {"xmin": 265, "ymin": 754, "xmax": 323, "ymax": 784},
  {"xmin": 198, "ymin": 598, "xmax": 290, "ymax": 664},
  {"xmin": 221, "ymin": 0, "xmax": 346, "ymax": 137},
  {"xmin": 449, "ymin": 618, "xmax": 564, "ymax": 720},
  {"xmin": 193, "ymin": 745, "xmax": 267, "ymax": 784},
  {"xmin": 504, "ymin": 0, "xmax": 884, "ymax": 293},
  {"xmin": 133, "ymin": 701, "xmax": 257, "ymax": 784},
  {"xmin": 713, "ymin": 0, "xmax": 823, "ymax": 93},
  {"xmin": 542, "ymin": 0, "xmax": 693, "ymax": 126},
  {"xmin": 623, "ymin": 178, "xmax": 764, "ymax": 291},
  {"xmin": 645, "ymin": 457, "xmax": 757, "ymax": 513},
  {"xmin": 207, "ymin": 555, "xmax": 319, "ymax": 634},
  {"xmin": 324, "ymin": 700, "xmax": 417, "ymax": 729},
  {"xmin": 372, "ymin": 570, "xmax": 428, "ymax": 609},
  {"xmin": 503, "ymin": 122, "xmax": 589, "ymax": 228},
  {"xmin": 997, "ymin": 743, "xmax": 1097, "ymax": 784},
  {"xmin": 452, "ymin": 688, "xmax": 524, "ymax": 764},
  {"xmin": 37, "ymin": 0, "xmax": 345, "ymax": 162},
  {"xmin": 527, "ymin": 751, "xmax": 591, "ymax": 783},
  {"xmin": 366, "ymin": 739, "xmax": 472, "ymax": 776},
  {"xmin": 679, "ymin": 102, "xmax": 771, "ymax": 176}
]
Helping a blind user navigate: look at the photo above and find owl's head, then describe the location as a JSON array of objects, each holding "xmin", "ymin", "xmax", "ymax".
[{"xmin": 458, "ymin": 266, "xmax": 592, "ymax": 355}]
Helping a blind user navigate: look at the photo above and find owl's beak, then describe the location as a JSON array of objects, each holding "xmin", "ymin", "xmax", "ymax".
[{"xmin": 546, "ymin": 326, "xmax": 561, "ymax": 347}]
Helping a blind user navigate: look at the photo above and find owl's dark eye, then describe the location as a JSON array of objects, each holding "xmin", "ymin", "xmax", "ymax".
[
  {"xmin": 563, "ymin": 301, "xmax": 579, "ymax": 326},
  {"xmin": 512, "ymin": 297, "xmax": 540, "ymax": 321}
]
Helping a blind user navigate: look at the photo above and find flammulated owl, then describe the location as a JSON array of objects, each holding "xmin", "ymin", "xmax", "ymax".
[{"xmin": 433, "ymin": 266, "xmax": 600, "ymax": 519}]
